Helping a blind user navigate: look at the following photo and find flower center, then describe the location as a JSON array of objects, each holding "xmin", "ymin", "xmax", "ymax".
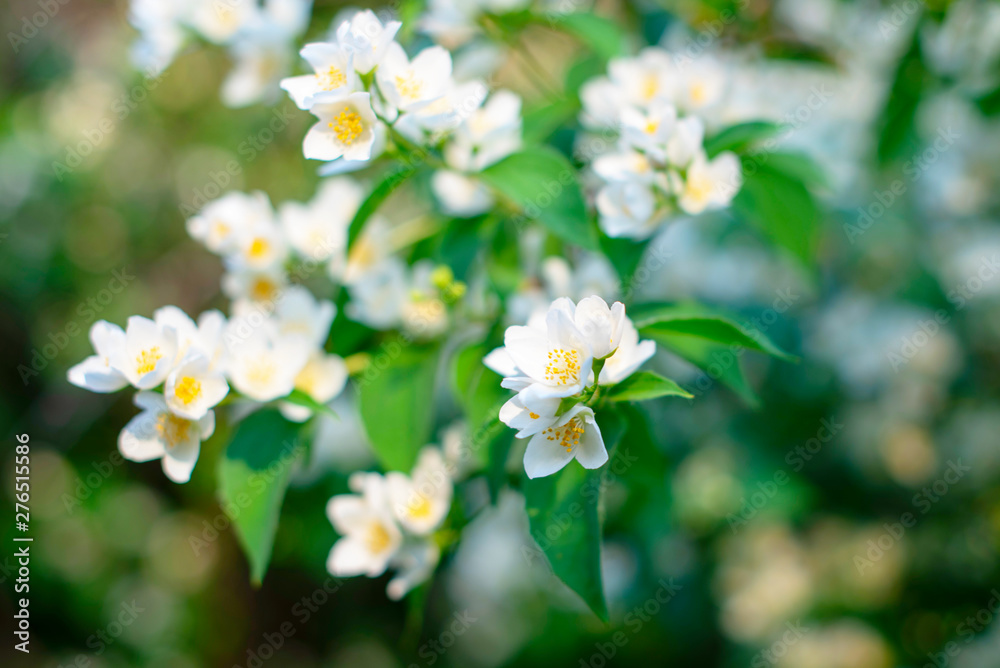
[
  {"xmin": 248, "ymin": 237, "xmax": 270, "ymax": 259},
  {"xmin": 644, "ymin": 119, "xmax": 660, "ymax": 135},
  {"xmin": 544, "ymin": 347, "xmax": 581, "ymax": 386},
  {"xmin": 317, "ymin": 65, "xmax": 346, "ymax": 91},
  {"xmin": 686, "ymin": 174, "xmax": 714, "ymax": 204},
  {"xmin": 690, "ymin": 81, "xmax": 707, "ymax": 105},
  {"xmin": 329, "ymin": 109, "xmax": 363, "ymax": 145},
  {"xmin": 136, "ymin": 347, "xmax": 162, "ymax": 375},
  {"xmin": 395, "ymin": 72, "xmax": 423, "ymax": 101},
  {"xmin": 406, "ymin": 494, "xmax": 433, "ymax": 519},
  {"xmin": 642, "ymin": 74, "xmax": 659, "ymax": 101},
  {"xmin": 365, "ymin": 522, "xmax": 392, "ymax": 553},
  {"xmin": 156, "ymin": 412, "xmax": 193, "ymax": 448},
  {"xmin": 543, "ymin": 417, "xmax": 585, "ymax": 453},
  {"xmin": 246, "ymin": 359, "xmax": 276, "ymax": 388},
  {"xmin": 250, "ymin": 277, "xmax": 278, "ymax": 302},
  {"xmin": 174, "ymin": 376, "xmax": 202, "ymax": 405}
]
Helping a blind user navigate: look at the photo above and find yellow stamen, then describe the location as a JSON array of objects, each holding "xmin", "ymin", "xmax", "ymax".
[
  {"xmin": 248, "ymin": 237, "xmax": 270, "ymax": 259},
  {"xmin": 136, "ymin": 347, "xmax": 162, "ymax": 375},
  {"xmin": 174, "ymin": 376, "xmax": 202, "ymax": 405},
  {"xmin": 543, "ymin": 417, "xmax": 586, "ymax": 453},
  {"xmin": 544, "ymin": 348, "xmax": 581, "ymax": 386},
  {"xmin": 250, "ymin": 278, "xmax": 278, "ymax": 302},
  {"xmin": 365, "ymin": 522, "xmax": 392, "ymax": 553},
  {"xmin": 642, "ymin": 74, "xmax": 659, "ymax": 101},
  {"xmin": 317, "ymin": 65, "xmax": 346, "ymax": 91},
  {"xmin": 329, "ymin": 109, "xmax": 363, "ymax": 145},
  {"xmin": 406, "ymin": 495, "xmax": 433, "ymax": 519},
  {"xmin": 156, "ymin": 413, "xmax": 193, "ymax": 449},
  {"xmin": 395, "ymin": 72, "xmax": 423, "ymax": 101}
]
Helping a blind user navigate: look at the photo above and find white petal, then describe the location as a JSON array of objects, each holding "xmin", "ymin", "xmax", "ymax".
[
  {"xmin": 523, "ymin": 431, "xmax": 575, "ymax": 479},
  {"xmin": 574, "ymin": 417, "xmax": 608, "ymax": 470},
  {"xmin": 162, "ymin": 437, "xmax": 200, "ymax": 483}
]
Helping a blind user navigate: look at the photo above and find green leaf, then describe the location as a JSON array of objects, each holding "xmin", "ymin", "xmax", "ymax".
[
  {"xmin": 522, "ymin": 97, "xmax": 579, "ymax": 144},
  {"xmin": 876, "ymin": 29, "xmax": 929, "ymax": 166},
  {"xmin": 606, "ymin": 371, "xmax": 693, "ymax": 402},
  {"xmin": 762, "ymin": 151, "xmax": 829, "ymax": 189},
  {"xmin": 600, "ymin": 235, "xmax": 648, "ymax": 285},
  {"xmin": 524, "ymin": 409, "xmax": 626, "ymax": 622},
  {"xmin": 480, "ymin": 147, "xmax": 598, "ymax": 250},
  {"xmin": 650, "ymin": 332, "xmax": 759, "ymax": 407},
  {"xmin": 283, "ymin": 389, "xmax": 338, "ymax": 419},
  {"xmin": 357, "ymin": 345, "xmax": 439, "ymax": 472},
  {"xmin": 547, "ymin": 12, "xmax": 625, "ymax": 61},
  {"xmin": 218, "ymin": 410, "xmax": 305, "ymax": 585},
  {"xmin": 638, "ymin": 314, "xmax": 796, "ymax": 363},
  {"xmin": 451, "ymin": 343, "xmax": 507, "ymax": 431},
  {"xmin": 704, "ymin": 121, "xmax": 782, "ymax": 158},
  {"xmin": 347, "ymin": 165, "xmax": 416, "ymax": 252},
  {"xmin": 734, "ymin": 159, "xmax": 821, "ymax": 266}
]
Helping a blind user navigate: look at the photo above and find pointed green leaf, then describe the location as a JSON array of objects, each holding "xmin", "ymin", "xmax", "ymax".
[
  {"xmin": 606, "ymin": 371, "xmax": 693, "ymax": 402},
  {"xmin": 283, "ymin": 389, "xmax": 338, "ymax": 419},
  {"xmin": 347, "ymin": 165, "xmax": 417, "ymax": 252},
  {"xmin": 633, "ymin": 303, "xmax": 796, "ymax": 362},
  {"xmin": 524, "ymin": 409, "xmax": 626, "ymax": 621},
  {"xmin": 218, "ymin": 410, "xmax": 305, "ymax": 585},
  {"xmin": 704, "ymin": 121, "xmax": 782, "ymax": 158},
  {"xmin": 357, "ymin": 345, "xmax": 439, "ymax": 472},
  {"xmin": 734, "ymin": 158, "xmax": 821, "ymax": 266},
  {"xmin": 480, "ymin": 147, "xmax": 598, "ymax": 250},
  {"xmin": 546, "ymin": 12, "xmax": 625, "ymax": 61}
]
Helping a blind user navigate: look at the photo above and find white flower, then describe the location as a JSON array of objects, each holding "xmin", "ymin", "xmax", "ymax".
[
  {"xmin": 596, "ymin": 181, "xmax": 665, "ymax": 240},
  {"xmin": 279, "ymin": 351, "xmax": 348, "ymax": 422},
  {"xmin": 109, "ymin": 316, "xmax": 179, "ymax": 390},
  {"xmin": 593, "ymin": 150, "xmax": 657, "ymax": 185},
  {"xmin": 431, "ymin": 170, "xmax": 494, "ymax": 217},
  {"xmin": 303, "ymin": 92, "xmax": 379, "ymax": 162},
  {"xmin": 271, "ymin": 285, "xmax": 336, "ymax": 348},
  {"xmin": 190, "ymin": 0, "xmax": 259, "ymax": 44},
  {"xmin": 335, "ymin": 9, "xmax": 401, "ymax": 74},
  {"xmin": 599, "ymin": 318, "xmax": 656, "ymax": 385},
  {"xmin": 673, "ymin": 55, "xmax": 727, "ymax": 113},
  {"xmin": 226, "ymin": 218, "xmax": 288, "ymax": 271},
  {"xmin": 119, "ymin": 391, "xmax": 214, "ymax": 483},
  {"xmin": 444, "ymin": 89, "xmax": 522, "ymax": 171},
  {"xmin": 327, "ymin": 473, "xmax": 403, "ymax": 577},
  {"xmin": 345, "ymin": 256, "xmax": 409, "ymax": 329},
  {"xmin": 386, "ymin": 541, "xmax": 441, "ymax": 600},
  {"xmin": 678, "ymin": 151, "xmax": 742, "ymax": 215},
  {"xmin": 502, "ymin": 305, "xmax": 594, "ymax": 398},
  {"xmin": 608, "ymin": 48, "xmax": 675, "ymax": 108},
  {"xmin": 222, "ymin": 265, "xmax": 288, "ymax": 307},
  {"xmin": 386, "ymin": 447, "xmax": 452, "ymax": 535},
  {"xmin": 221, "ymin": 29, "xmax": 292, "ymax": 108},
  {"xmin": 281, "ymin": 42, "xmax": 358, "ymax": 110},
  {"xmin": 164, "ymin": 356, "xmax": 229, "ymax": 420},
  {"xmin": 621, "ymin": 102, "xmax": 677, "ymax": 160},
  {"xmin": 280, "ymin": 177, "xmax": 363, "ymax": 260},
  {"xmin": 187, "ymin": 191, "xmax": 274, "ymax": 255},
  {"xmin": 376, "ymin": 43, "xmax": 453, "ymax": 113},
  {"xmin": 523, "ymin": 405, "xmax": 607, "ymax": 479},
  {"xmin": 571, "ymin": 296, "xmax": 627, "ymax": 359},
  {"xmin": 665, "ymin": 116, "xmax": 705, "ymax": 167},
  {"xmin": 224, "ymin": 319, "xmax": 310, "ymax": 401},
  {"xmin": 498, "ymin": 385, "xmax": 561, "ymax": 438},
  {"xmin": 67, "ymin": 321, "xmax": 129, "ymax": 393}
]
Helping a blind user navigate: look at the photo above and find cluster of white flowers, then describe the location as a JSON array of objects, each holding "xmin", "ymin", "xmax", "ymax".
[
  {"xmin": 580, "ymin": 48, "xmax": 743, "ymax": 239},
  {"xmin": 327, "ymin": 447, "xmax": 453, "ymax": 599},
  {"xmin": 280, "ymin": 9, "xmax": 523, "ymax": 191},
  {"xmin": 129, "ymin": 0, "xmax": 312, "ymax": 107},
  {"xmin": 67, "ymin": 288, "xmax": 347, "ymax": 482},
  {"xmin": 485, "ymin": 296, "xmax": 656, "ymax": 478}
]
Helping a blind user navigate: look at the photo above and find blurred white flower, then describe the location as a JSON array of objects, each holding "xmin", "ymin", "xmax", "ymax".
[
  {"xmin": 677, "ymin": 151, "xmax": 742, "ymax": 215},
  {"xmin": 376, "ymin": 44, "xmax": 454, "ymax": 114},
  {"xmin": 281, "ymin": 42, "xmax": 358, "ymax": 110},
  {"xmin": 119, "ymin": 392, "xmax": 215, "ymax": 484},
  {"xmin": 386, "ymin": 447, "xmax": 453, "ymax": 535},
  {"xmin": 109, "ymin": 316, "xmax": 180, "ymax": 390},
  {"xmin": 327, "ymin": 473, "xmax": 403, "ymax": 577},
  {"xmin": 334, "ymin": 9, "xmax": 401, "ymax": 74},
  {"xmin": 67, "ymin": 321, "xmax": 129, "ymax": 393}
]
